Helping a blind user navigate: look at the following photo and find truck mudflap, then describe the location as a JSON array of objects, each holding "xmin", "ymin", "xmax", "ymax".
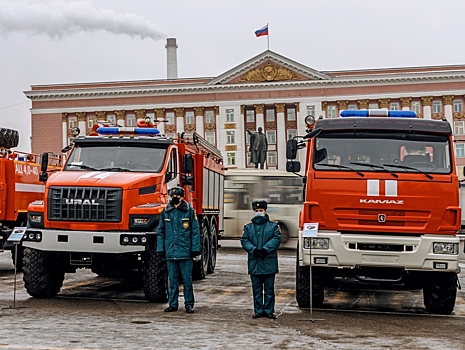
[
  {"xmin": 22, "ymin": 229, "xmax": 153, "ymax": 253},
  {"xmin": 298, "ymin": 230, "xmax": 461, "ymax": 273}
]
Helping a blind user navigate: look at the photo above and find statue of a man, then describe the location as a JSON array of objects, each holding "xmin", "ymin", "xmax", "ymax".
[{"xmin": 247, "ymin": 127, "xmax": 268, "ymax": 169}]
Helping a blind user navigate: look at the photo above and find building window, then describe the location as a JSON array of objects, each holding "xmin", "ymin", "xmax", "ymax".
[
  {"xmin": 454, "ymin": 100, "xmax": 463, "ymax": 113},
  {"xmin": 68, "ymin": 117, "xmax": 77, "ymax": 128},
  {"xmin": 186, "ymin": 111, "xmax": 195, "ymax": 125},
  {"xmin": 107, "ymin": 114, "xmax": 116, "ymax": 125},
  {"xmin": 166, "ymin": 112, "xmax": 175, "ymax": 125},
  {"xmin": 390, "ymin": 102, "xmax": 400, "ymax": 110},
  {"xmin": 226, "ymin": 109, "xmax": 234, "ymax": 122},
  {"xmin": 267, "ymin": 152, "xmax": 277, "ymax": 166},
  {"xmin": 348, "ymin": 104, "xmax": 357, "ymax": 110},
  {"xmin": 411, "ymin": 101, "xmax": 421, "ymax": 114},
  {"xmin": 287, "ymin": 108, "xmax": 296, "ymax": 121},
  {"xmin": 127, "ymin": 114, "xmax": 136, "ymax": 127},
  {"xmin": 432, "ymin": 101, "xmax": 442, "ymax": 113},
  {"xmin": 307, "ymin": 105, "xmax": 315, "ymax": 117},
  {"xmin": 266, "ymin": 109, "xmax": 275, "ymax": 122},
  {"xmin": 227, "ymin": 153, "xmax": 236, "ymax": 166},
  {"xmin": 266, "ymin": 130, "xmax": 276, "ymax": 143},
  {"xmin": 205, "ymin": 110, "xmax": 215, "ymax": 123},
  {"xmin": 327, "ymin": 106, "xmax": 336, "ymax": 118},
  {"xmin": 246, "ymin": 110, "xmax": 255, "ymax": 123},
  {"xmin": 287, "ymin": 129, "xmax": 297, "ymax": 141},
  {"xmin": 226, "ymin": 131, "xmax": 235, "ymax": 144},
  {"xmin": 455, "ymin": 144, "xmax": 465, "ymax": 157},
  {"xmin": 205, "ymin": 131, "xmax": 216, "ymax": 146},
  {"xmin": 87, "ymin": 116, "xmax": 97, "ymax": 128},
  {"xmin": 368, "ymin": 103, "xmax": 378, "ymax": 109},
  {"xmin": 454, "ymin": 121, "xmax": 465, "ymax": 135}
]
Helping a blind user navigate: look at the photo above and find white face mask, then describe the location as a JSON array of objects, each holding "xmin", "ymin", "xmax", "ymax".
[{"xmin": 254, "ymin": 212, "xmax": 265, "ymax": 217}]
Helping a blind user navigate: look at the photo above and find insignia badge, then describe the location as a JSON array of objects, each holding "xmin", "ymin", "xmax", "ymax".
[
  {"xmin": 378, "ymin": 214, "xmax": 386, "ymax": 223},
  {"xmin": 183, "ymin": 222, "xmax": 189, "ymax": 229}
]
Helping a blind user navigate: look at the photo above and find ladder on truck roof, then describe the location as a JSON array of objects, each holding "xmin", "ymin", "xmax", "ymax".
[{"xmin": 180, "ymin": 132, "xmax": 223, "ymax": 162}]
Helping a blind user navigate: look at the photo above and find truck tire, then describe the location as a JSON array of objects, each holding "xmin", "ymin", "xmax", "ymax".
[
  {"xmin": 207, "ymin": 217, "xmax": 218, "ymax": 274},
  {"xmin": 193, "ymin": 218, "xmax": 210, "ymax": 280},
  {"xmin": 423, "ymin": 272, "xmax": 457, "ymax": 314},
  {"xmin": 143, "ymin": 249, "xmax": 168, "ymax": 302},
  {"xmin": 277, "ymin": 222, "xmax": 289, "ymax": 246},
  {"xmin": 296, "ymin": 244, "xmax": 324, "ymax": 308},
  {"xmin": 22, "ymin": 248, "xmax": 65, "ymax": 298},
  {"xmin": 0, "ymin": 127, "xmax": 19, "ymax": 148}
]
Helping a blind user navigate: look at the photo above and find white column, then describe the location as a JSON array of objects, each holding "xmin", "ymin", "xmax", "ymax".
[
  {"xmin": 175, "ymin": 108, "xmax": 184, "ymax": 134},
  {"xmin": 277, "ymin": 108, "xmax": 286, "ymax": 171},
  {"xmin": 444, "ymin": 97, "xmax": 454, "ymax": 126},
  {"xmin": 62, "ymin": 115, "xmax": 68, "ymax": 148},
  {"xmin": 215, "ymin": 107, "xmax": 224, "ymax": 158},
  {"xmin": 195, "ymin": 107, "xmax": 204, "ymax": 137},
  {"xmin": 423, "ymin": 105, "xmax": 432, "ymax": 120},
  {"xmin": 232, "ymin": 106, "xmax": 244, "ymax": 168}
]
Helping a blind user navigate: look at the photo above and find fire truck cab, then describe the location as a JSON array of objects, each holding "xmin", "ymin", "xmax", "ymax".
[
  {"xmin": 22, "ymin": 125, "xmax": 224, "ymax": 302},
  {"xmin": 287, "ymin": 110, "xmax": 461, "ymax": 314}
]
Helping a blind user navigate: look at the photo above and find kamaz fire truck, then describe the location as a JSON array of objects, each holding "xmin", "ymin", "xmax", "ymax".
[
  {"xmin": 22, "ymin": 123, "xmax": 224, "ymax": 302},
  {"xmin": 0, "ymin": 127, "xmax": 61, "ymax": 269},
  {"xmin": 286, "ymin": 110, "xmax": 461, "ymax": 314}
]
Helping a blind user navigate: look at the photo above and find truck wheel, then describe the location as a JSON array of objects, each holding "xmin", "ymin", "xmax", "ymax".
[
  {"xmin": 277, "ymin": 222, "xmax": 289, "ymax": 246},
  {"xmin": 143, "ymin": 249, "xmax": 168, "ymax": 302},
  {"xmin": 0, "ymin": 127, "xmax": 19, "ymax": 148},
  {"xmin": 22, "ymin": 248, "xmax": 65, "ymax": 298},
  {"xmin": 207, "ymin": 217, "xmax": 218, "ymax": 274},
  {"xmin": 296, "ymin": 244, "xmax": 324, "ymax": 308},
  {"xmin": 193, "ymin": 218, "xmax": 210, "ymax": 280},
  {"xmin": 423, "ymin": 272, "xmax": 457, "ymax": 314},
  {"xmin": 11, "ymin": 245, "xmax": 24, "ymax": 272}
]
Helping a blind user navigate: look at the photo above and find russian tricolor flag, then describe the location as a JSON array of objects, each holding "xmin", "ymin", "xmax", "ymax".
[{"xmin": 255, "ymin": 25, "xmax": 268, "ymax": 37}]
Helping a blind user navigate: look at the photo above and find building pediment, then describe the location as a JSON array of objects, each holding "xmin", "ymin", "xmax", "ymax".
[{"xmin": 208, "ymin": 50, "xmax": 330, "ymax": 85}]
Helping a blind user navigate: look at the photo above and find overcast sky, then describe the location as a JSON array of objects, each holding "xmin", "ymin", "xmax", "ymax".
[{"xmin": 2, "ymin": 0, "xmax": 465, "ymax": 151}]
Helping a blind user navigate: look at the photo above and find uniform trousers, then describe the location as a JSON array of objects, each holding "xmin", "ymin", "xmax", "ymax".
[
  {"xmin": 250, "ymin": 273, "xmax": 275, "ymax": 314},
  {"xmin": 166, "ymin": 259, "xmax": 194, "ymax": 309}
]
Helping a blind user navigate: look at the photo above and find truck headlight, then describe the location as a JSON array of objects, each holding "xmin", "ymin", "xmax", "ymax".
[
  {"xmin": 433, "ymin": 242, "xmax": 458, "ymax": 255},
  {"xmin": 304, "ymin": 237, "xmax": 329, "ymax": 249},
  {"xmin": 133, "ymin": 218, "xmax": 149, "ymax": 225},
  {"xmin": 30, "ymin": 215, "xmax": 42, "ymax": 223}
]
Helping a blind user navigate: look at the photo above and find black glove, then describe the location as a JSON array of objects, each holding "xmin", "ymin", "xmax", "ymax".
[
  {"xmin": 191, "ymin": 251, "xmax": 201, "ymax": 258},
  {"xmin": 253, "ymin": 249, "xmax": 264, "ymax": 258},
  {"xmin": 257, "ymin": 248, "xmax": 268, "ymax": 257}
]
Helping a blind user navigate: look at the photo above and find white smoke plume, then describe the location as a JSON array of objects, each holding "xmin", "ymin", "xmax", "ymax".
[{"xmin": 0, "ymin": 0, "xmax": 167, "ymax": 40}]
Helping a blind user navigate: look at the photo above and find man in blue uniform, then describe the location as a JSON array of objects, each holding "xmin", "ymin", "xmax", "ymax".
[
  {"xmin": 157, "ymin": 186, "xmax": 200, "ymax": 313},
  {"xmin": 240, "ymin": 200, "xmax": 281, "ymax": 319}
]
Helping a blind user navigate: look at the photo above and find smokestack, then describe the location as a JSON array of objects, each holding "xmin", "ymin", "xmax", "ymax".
[{"xmin": 166, "ymin": 38, "xmax": 178, "ymax": 79}]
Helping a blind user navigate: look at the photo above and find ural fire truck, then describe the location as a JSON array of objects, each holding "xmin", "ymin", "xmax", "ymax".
[
  {"xmin": 286, "ymin": 110, "xmax": 461, "ymax": 314},
  {"xmin": 0, "ymin": 127, "xmax": 61, "ymax": 268},
  {"xmin": 22, "ymin": 124, "xmax": 224, "ymax": 302}
]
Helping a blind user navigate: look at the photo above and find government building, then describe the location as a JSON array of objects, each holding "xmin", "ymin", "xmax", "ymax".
[{"xmin": 25, "ymin": 39, "xmax": 465, "ymax": 176}]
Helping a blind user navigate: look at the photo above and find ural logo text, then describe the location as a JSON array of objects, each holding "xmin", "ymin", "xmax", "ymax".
[
  {"xmin": 65, "ymin": 199, "xmax": 100, "ymax": 206},
  {"xmin": 360, "ymin": 199, "xmax": 404, "ymax": 205}
]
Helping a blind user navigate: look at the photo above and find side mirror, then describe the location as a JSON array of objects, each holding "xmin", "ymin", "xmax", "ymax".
[
  {"xmin": 182, "ymin": 154, "xmax": 194, "ymax": 174},
  {"xmin": 286, "ymin": 140, "xmax": 298, "ymax": 160},
  {"xmin": 40, "ymin": 152, "xmax": 49, "ymax": 172},
  {"xmin": 304, "ymin": 127, "xmax": 322, "ymax": 139},
  {"xmin": 286, "ymin": 160, "xmax": 301, "ymax": 173}
]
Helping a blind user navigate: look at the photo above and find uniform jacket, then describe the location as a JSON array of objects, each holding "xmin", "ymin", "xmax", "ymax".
[
  {"xmin": 240, "ymin": 215, "xmax": 281, "ymax": 275},
  {"xmin": 157, "ymin": 200, "xmax": 201, "ymax": 260}
]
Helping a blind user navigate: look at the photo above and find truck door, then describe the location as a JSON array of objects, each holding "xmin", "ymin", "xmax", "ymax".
[{"xmin": 165, "ymin": 147, "xmax": 179, "ymax": 189}]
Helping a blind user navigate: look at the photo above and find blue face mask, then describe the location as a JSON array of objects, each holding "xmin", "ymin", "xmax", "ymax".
[{"xmin": 254, "ymin": 212, "xmax": 265, "ymax": 217}]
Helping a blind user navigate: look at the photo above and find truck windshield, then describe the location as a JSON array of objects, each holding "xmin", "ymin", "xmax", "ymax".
[
  {"xmin": 64, "ymin": 145, "xmax": 167, "ymax": 173},
  {"xmin": 313, "ymin": 131, "xmax": 452, "ymax": 175}
]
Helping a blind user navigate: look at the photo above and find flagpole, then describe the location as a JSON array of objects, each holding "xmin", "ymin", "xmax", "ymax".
[{"xmin": 267, "ymin": 22, "xmax": 270, "ymax": 50}]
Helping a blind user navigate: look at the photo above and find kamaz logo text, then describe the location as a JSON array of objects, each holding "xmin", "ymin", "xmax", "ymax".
[
  {"xmin": 65, "ymin": 199, "xmax": 100, "ymax": 206},
  {"xmin": 360, "ymin": 199, "xmax": 404, "ymax": 205}
]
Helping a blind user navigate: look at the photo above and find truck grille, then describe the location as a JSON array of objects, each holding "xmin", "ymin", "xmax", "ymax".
[{"xmin": 48, "ymin": 187, "xmax": 122, "ymax": 222}]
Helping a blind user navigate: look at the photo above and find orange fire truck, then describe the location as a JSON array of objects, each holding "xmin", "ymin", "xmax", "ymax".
[
  {"xmin": 0, "ymin": 127, "xmax": 61, "ymax": 269},
  {"xmin": 22, "ymin": 124, "xmax": 224, "ymax": 302},
  {"xmin": 286, "ymin": 110, "xmax": 461, "ymax": 314}
]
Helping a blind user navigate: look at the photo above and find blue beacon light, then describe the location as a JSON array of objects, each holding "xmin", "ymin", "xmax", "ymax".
[
  {"xmin": 340, "ymin": 109, "xmax": 416, "ymax": 118},
  {"xmin": 97, "ymin": 127, "xmax": 160, "ymax": 135}
]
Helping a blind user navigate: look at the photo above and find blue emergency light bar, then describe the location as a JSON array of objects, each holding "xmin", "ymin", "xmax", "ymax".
[
  {"xmin": 340, "ymin": 109, "xmax": 417, "ymax": 118},
  {"xmin": 97, "ymin": 127, "xmax": 160, "ymax": 135}
]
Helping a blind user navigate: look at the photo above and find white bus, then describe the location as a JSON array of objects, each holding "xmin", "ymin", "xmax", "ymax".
[{"xmin": 223, "ymin": 169, "xmax": 303, "ymax": 247}]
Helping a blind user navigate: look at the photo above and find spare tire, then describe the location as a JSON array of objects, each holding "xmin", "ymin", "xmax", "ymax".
[{"xmin": 0, "ymin": 127, "xmax": 19, "ymax": 148}]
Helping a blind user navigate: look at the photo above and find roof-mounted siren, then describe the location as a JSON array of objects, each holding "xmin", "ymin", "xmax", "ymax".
[
  {"xmin": 340, "ymin": 109, "xmax": 417, "ymax": 118},
  {"xmin": 97, "ymin": 127, "xmax": 160, "ymax": 136}
]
